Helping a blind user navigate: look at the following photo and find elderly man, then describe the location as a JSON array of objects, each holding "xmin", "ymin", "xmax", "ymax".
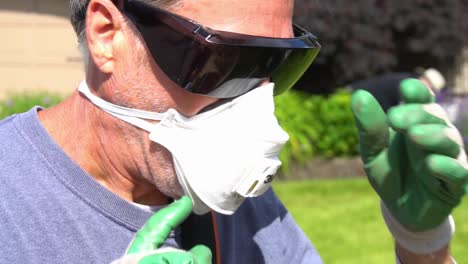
[{"xmin": 0, "ymin": 0, "xmax": 466, "ymax": 263}]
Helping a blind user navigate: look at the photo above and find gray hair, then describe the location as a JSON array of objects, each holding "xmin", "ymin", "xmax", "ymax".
[{"xmin": 69, "ymin": 0, "xmax": 180, "ymax": 63}]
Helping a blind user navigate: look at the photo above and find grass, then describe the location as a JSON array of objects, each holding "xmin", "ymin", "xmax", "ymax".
[{"xmin": 273, "ymin": 178, "xmax": 468, "ymax": 264}]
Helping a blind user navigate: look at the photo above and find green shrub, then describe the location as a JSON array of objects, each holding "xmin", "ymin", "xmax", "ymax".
[
  {"xmin": 0, "ymin": 92, "xmax": 64, "ymax": 120},
  {"xmin": 275, "ymin": 89, "xmax": 358, "ymax": 172}
]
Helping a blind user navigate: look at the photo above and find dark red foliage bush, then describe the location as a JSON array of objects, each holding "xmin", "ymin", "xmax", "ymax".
[{"xmin": 294, "ymin": 0, "xmax": 468, "ymax": 94}]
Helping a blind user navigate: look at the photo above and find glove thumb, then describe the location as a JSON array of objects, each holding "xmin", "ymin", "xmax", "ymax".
[
  {"xmin": 127, "ymin": 196, "xmax": 193, "ymax": 254},
  {"xmin": 351, "ymin": 90, "xmax": 389, "ymax": 163},
  {"xmin": 189, "ymin": 245, "xmax": 212, "ymax": 264}
]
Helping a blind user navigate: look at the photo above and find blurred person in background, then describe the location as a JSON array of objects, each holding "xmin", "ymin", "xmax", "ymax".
[{"xmin": 349, "ymin": 68, "xmax": 446, "ymax": 112}]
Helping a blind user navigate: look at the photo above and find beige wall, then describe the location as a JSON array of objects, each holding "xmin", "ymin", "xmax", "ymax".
[{"xmin": 0, "ymin": 0, "xmax": 84, "ymax": 99}]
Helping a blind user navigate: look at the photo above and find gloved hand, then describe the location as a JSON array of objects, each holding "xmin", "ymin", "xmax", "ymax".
[
  {"xmin": 112, "ymin": 196, "xmax": 212, "ymax": 264},
  {"xmin": 351, "ymin": 79, "xmax": 468, "ymax": 253}
]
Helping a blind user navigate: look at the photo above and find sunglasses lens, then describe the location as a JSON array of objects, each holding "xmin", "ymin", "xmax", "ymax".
[
  {"xmin": 272, "ymin": 48, "xmax": 320, "ymax": 95},
  {"xmin": 124, "ymin": 0, "xmax": 320, "ymax": 98}
]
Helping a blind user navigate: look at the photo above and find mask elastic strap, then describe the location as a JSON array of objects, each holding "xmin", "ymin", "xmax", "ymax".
[{"xmin": 78, "ymin": 81, "xmax": 160, "ymax": 132}]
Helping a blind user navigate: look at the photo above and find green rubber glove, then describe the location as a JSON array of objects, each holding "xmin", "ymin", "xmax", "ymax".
[
  {"xmin": 351, "ymin": 78, "xmax": 468, "ymax": 232},
  {"xmin": 112, "ymin": 196, "xmax": 212, "ymax": 264}
]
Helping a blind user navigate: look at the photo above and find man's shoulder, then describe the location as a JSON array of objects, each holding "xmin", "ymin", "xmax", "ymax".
[
  {"xmin": 0, "ymin": 114, "xmax": 17, "ymax": 133},
  {"xmin": 0, "ymin": 113, "xmax": 28, "ymax": 152},
  {"xmin": 0, "ymin": 109, "xmax": 50, "ymax": 178},
  {"xmin": 0, "ymin": 110, "xmax": 36, "ymax": 147},
  {"xmin": 0, "ymin": 108, "xmax": 37, "ymax": 138}
]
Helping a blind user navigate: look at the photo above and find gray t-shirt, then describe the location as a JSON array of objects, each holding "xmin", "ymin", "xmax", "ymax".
[{"xmin": 0, "ymin": 108, "xmax": 322, "ymax": 264}]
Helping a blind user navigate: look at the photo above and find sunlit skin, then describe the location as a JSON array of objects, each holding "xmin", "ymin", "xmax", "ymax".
[{"xmin": 37, "ymin": 0, "xmax": 452, "ymax": 262}]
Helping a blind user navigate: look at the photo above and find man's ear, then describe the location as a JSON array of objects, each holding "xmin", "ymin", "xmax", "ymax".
[{"xmin": 86, "ymin": 0, "xmax": 124, "ymax": 73}]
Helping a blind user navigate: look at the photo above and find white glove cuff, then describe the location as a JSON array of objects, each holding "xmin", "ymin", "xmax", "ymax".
[{"xmin": 381, "ymin": 201, "xmax": 455, "ymax": 254}]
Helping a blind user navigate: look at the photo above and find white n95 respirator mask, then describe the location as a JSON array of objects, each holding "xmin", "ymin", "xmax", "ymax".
[{"xmin": 79, "ymin": 81, "xmax": 289, "ymax": 215}]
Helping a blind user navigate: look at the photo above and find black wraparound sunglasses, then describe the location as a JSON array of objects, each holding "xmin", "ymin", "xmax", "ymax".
[{"xmin": 122, "ymin": 0, "xmax": 321, "ymax": 98}]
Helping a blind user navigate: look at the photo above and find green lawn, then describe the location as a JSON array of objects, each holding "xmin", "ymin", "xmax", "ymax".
[{"xmin": 273, "ymin": 179, "xmax": 468, "ymax": 264}]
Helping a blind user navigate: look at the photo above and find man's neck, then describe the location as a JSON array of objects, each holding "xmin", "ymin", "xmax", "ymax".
[{"xmin": 37, "ymin": 89, "xmax": 169, "ymax": 206}]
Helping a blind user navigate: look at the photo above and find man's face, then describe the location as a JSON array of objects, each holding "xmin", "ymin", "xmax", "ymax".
[
  {"xmin": 88, "ymin": 0, "xmax": 295, "ymax": 199},
  {"xmin": 114, "ymin": 0, "xmax": 295, "ymax": 114}
]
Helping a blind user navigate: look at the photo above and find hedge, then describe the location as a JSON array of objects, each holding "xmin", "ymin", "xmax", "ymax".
[{"xmin": 275, "ymin": 89, "xmax": 358, "ymax": 173}]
